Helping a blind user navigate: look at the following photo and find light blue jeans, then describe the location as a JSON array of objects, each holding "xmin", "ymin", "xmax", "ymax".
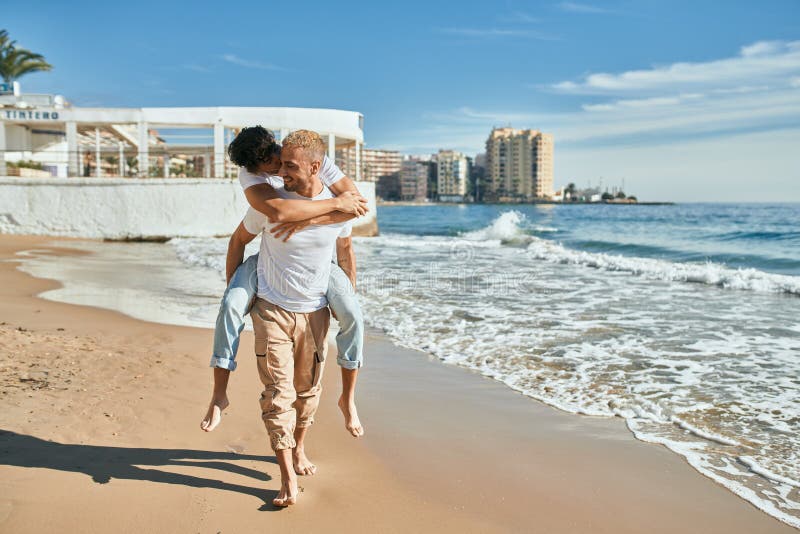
[{"xmin": 210, "ymin": 254, "xmax": 364, "ymax": 372}]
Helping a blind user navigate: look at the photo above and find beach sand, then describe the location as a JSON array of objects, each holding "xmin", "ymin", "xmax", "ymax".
[{"xmin": 0, "ymin": 235, "xmax": 795, "ymax": 533}]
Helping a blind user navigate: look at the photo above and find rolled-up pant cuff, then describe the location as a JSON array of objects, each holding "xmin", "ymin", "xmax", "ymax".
[
  {"xmin": 337, "ymin": 358, "xmax": 362, "ymax": 370},
  {"xmin": 210, "ymin": 356, "xmax": 237, "ymax": 371},
  {"xmin": 270, "ymin": 433, "xmax": 296, "ymax": 451}
]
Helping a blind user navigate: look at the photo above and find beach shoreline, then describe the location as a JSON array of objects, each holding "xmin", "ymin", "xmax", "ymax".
[{"xmin": 0, "ymin": 235, "xmax": 796, "ymax": 533}]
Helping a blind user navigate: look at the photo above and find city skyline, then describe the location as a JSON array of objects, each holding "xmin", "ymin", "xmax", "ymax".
[{"xmin": 6, "ymin": 0, "xmax": 800, "ymax": 201}]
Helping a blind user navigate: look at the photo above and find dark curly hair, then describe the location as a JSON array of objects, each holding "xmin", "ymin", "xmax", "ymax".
[{"xmin": 227, "ymin": 126, "xmax": 281, "ymax": 172}]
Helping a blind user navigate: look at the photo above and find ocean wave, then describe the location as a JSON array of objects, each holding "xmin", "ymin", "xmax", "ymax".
[
  {"xmin": 446, "ymin": 211, "xmax": 800, "ymax": 295},
  {"xmin": 169, "ymin": 237, "xmax": 260, "ymax": 278},
  {"xmin": 670, "ymin": 416, "xmax": 741, "ymax": 446},
  {"xmin": 739, "ymin": 456, "xmax": 800, "ymax": 489},
  {"xmin": 716, "ymin": 230, "xmax": 800, "ymax": 242},
  {"xmin": 170, "ymin": 237, "xmax": 227, "ymax": 274},
  {"xmin": 460, "ymin": 211, "xmax": 535, "ymax": 245},
  {"xmin": 523, "ymin": 236, "xmax": 800, "ymax": 295}
]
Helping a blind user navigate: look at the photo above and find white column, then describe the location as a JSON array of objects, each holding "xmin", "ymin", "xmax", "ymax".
[
  {"xmin": 279, "ymin": 128, "xmax": 289, "ymax": 143},
  {"xmin": 213, "ymin": 122, "xmax": 225, "ymax": 178},
  {"xmin": 138, "ymin": 120, "xmax": 149, "ymax": 178},
  {"xmin": 355, "ymin": 141, "xmax": 361, "ymax": 181},
  {"xmin": 0, "ymin": 122, "xmax": 6, "ymax": 177},
  {"xmin": 205, "ymin": 153, "xmax": 211, "ymax": 178},
  {"xmin": 94, "ymin": 127, "xmax": 101, "ymax": 178},
  {"xmin": 225, "ymin": 130, "xmax": 230, "ymax": 178},
  {"xmin": 118, "ymin": 142, "xmax": 125, "ymax": 176},
  {"xmin": 66, "ymin": 121, "xmax": 78, "ymax": 177},
  {"xmin": 327, "ymin": 134, "xmax": 335, "ymax": 161},
  {"xmin": 163, "ymin": 152, "xmax": 169, "ymax": 178}
]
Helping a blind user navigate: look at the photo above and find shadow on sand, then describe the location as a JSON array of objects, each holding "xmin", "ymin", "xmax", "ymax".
[{"xmin": 0, "ymin": 429, "xmax": 280, "ymax": 510}]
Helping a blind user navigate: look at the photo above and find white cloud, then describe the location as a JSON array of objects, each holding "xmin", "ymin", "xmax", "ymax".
[
  {"xmin": 552, "ymin": 40, "xmax": 800, "ymax": 94},
  {"xmin": 183, "ymin": 64, "xmax": 211, "ymax": 73},
  {"xmin": 437, "ymin": 27, "xmax": 556, "ymax": 40},
  {"xmin": 741, "ymin": 41, "xmax": 786, "ymax": 57},
  {"xmin": 581, "ymin": 93, "xmax": 705, "ymax": 112},
  {"xmin": 438, "ymin": 27, "xmax": 526, "ymax": 37},
  {"xmin": 433, "ymin": 87, "xmax": 800, "ymax": 145},
  {"xmin": 557, "ymin": 2, "xmax": 613, "ymax": 14},
  {"xmin": 711, "ymin": 85, "xmax": 770, "ymax": 95},
  {"xmin": 497, "ymin": 11, "xmax": 541, "ymax": 23},
  {"xmin": 218, "ymin": 54, "xmax": 284, "ymax": 71}
]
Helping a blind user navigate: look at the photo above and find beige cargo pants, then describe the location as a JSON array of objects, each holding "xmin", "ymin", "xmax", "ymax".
[{"xmin": 250, "ymin": 297, "xmax": 330, "ymax": 451}]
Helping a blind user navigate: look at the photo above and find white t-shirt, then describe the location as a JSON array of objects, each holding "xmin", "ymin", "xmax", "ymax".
[
  {"xmin": 238, "ymin": 155, "xmax": 345, "ymax": 191},
  {"xmin": 242, "ymin": 176, "xmax": 352, "ymax": 313}
]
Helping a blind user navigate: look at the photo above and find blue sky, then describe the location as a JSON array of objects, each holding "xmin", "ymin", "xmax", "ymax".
[{"xmin": 7, "ymin": 0, "xmax": 800, "ymax": 201}]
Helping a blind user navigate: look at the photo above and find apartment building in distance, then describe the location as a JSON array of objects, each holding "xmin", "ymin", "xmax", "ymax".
[
  {"xmin": 436, "ymin": 149, "xmax": 470, "ymax": 202},
  {"xmin": 334, "ymin": 144, "xmax": 360, "ymax": 182},
  {"xmin": 400, "ymin": 156, "xmax": 430, "ymax": 201},
  {"xmin": 485, "ymin": 127, "xmax": 554, "ymax": 201},
  {"xmin": 335, "ymin": 145, "xmax": 402, "ymax": 182}
]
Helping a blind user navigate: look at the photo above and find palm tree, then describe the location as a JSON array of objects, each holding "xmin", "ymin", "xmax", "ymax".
[{"xmin": 0, "ymin": 30, "xmax": 52, "ymax": 83}]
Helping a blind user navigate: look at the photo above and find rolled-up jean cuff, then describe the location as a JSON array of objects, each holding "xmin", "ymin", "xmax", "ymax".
[
  {"xmin": 337, "ymin": 357, "xmax": 362, "ymax": 370},
  {"xmin": 210, "ymin": 356, "xmax": 237, "ymax": 371}
]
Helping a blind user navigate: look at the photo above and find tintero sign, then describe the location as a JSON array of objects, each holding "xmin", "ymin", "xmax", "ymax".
[{"xmin": 2, "ymin": 108, "xmax": 60, "ymax": 121}]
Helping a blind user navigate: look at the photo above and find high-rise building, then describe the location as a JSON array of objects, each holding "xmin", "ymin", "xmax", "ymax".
[
  {"xmin": 426, "ymin": 159, "xmax": 438, "ymax": 201},
  {"xmin": 335, "ymin": 146, "xmax": 401, "ymax": 183},
  {"xmin": 471, "ymin": 152, "xmax": 487, "ymax": 203},
  {"xmin": 363, "ymin": 148, "xmax": 402, "ymax": 183},
  {"xmin": 400, "ymin": 157, "xmax": 429, "ymax": 201},
  {"xmin": 485, "ymin": 127, "xmax": 554, "ymax": 201},
  {"xmin": 436, "ymin": 149, "xmax": 469, "ymax": 202}
]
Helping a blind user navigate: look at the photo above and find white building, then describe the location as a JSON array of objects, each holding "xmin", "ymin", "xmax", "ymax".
[
  {"xmin": 0, "ymin": 90, "xmax": 379, "ymax": 238},
  {"xmin": 336, "ymin": 146, "xmax": 401, "ymax": 183},
  {"xmin": 0, "ymin": 91, "xmax": 365, "ymax": 179},
  {"xmin": 485, "ymin": 127, "xmax": 554, "ymax": 201},
  {"xmin": 436, "ymin": 149, "xmax": 469, "ymax": 202}
]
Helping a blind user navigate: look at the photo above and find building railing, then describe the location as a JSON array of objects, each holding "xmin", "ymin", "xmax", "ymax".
[
  {"xmin": 0, "ymin": 149, "xmax": 239, "ymax": 179},
  {"xmin": 0, "ymin": 94, "xmax": 59, "ymax": 107}
]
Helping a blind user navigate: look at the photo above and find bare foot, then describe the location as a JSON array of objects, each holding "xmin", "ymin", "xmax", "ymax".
[
  {"xmin": 200, "ymin": 395, "xmax": 229, "ymax": 432},
  {"xmin": 293, "ymin": 446, "xmax": 317, "ymax": 476},
  {"xmin": 273, "ymin": 477, "xmax": 298, "ymax": 507},
  {"xmin": 338, "ymin": 396, "xmax": 364, "ymax": 437}
]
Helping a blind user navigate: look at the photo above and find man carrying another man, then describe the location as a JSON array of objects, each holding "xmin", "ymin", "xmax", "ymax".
[
  {"xmin": 223, "ymin": 130, "xmax": 357, "ymax": 506},
  {"xmin": 201, "ymin": 125, "xmax": 367, "ymax": 441}
]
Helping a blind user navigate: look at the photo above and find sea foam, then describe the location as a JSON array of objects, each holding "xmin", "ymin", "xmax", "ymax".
[{"xmin": 449, "ymin": 210, "xmax": 800, "ymax": 295}]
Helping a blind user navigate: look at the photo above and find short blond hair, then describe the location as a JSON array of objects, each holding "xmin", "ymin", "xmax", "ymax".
[{"xmin": 282, "ymin": 129, "xmax": 325, "ymax": 160}]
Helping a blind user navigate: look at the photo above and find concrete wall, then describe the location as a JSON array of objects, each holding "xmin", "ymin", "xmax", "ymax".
[{"xmin": 0, "ymin": 177, "xmax": 377, "ymax": 240}]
